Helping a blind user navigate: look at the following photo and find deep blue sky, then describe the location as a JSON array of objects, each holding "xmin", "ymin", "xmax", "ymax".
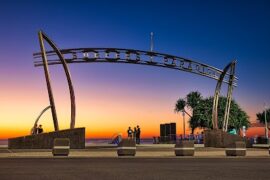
[{"xmin": 1, "ymin": 0, "xmax": 270, "ymax": 126}]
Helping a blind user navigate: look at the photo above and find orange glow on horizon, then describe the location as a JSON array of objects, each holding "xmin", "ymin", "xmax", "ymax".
[{"xmin": 0, "ymin": 65, "xmax": 263, "ymax": 140}]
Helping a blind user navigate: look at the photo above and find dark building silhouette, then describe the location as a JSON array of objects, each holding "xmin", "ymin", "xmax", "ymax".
[{"xmin": 159, "ymin": 123, "xmax": 176, "ymax": 143}]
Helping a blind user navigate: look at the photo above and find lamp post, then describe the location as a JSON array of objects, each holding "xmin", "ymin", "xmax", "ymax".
[
  {"xmin": 182, "ymin": 110, "xmax": 186, "ymax": 140},
  {"xmin": 150, "ymin": 32, "xmax": 154, "ymax": 52},
  {"xmin": 264, "ymin": 103, "xmax": 269, "ymax": 144}
]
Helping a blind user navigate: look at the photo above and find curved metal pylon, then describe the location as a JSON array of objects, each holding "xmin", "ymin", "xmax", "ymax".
[
  {"xmin": 212, "ymin": 60, "xmax": 236, "ymax": 130},
  {"xmin": 31, "ymin": 105, "xmax": 51, "ymax": 134},
  {"xmin": 223, "ymin": 61, "xmax": 236, "ymax": 132},
  {"xmin": 38, "ymin": 31, "xmax": 76, "ymax": 130},
  {"xmin": 38, "ymin": 32, "xmax": 59, "ymax": 131}
]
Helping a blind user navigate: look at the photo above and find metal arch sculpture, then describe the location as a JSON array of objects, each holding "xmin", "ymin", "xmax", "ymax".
[
  {"xmin": 212, "ymin": 60, "xmax": 236, "ymax": 130},
  {"xmin": 34, "ymin": 40, "xmax": 238, "ymax": 132},
  {"xmin": 38, "ymin": 31, "xmax": 76, "ymax": 130}
]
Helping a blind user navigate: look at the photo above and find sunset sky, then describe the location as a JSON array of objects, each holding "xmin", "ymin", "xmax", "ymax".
[{"xmin": 1, "ymin": 0, "xmax": 270, "ymax": 139}]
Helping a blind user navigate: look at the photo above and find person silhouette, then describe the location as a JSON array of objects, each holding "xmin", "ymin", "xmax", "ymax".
[
  {"xmin": 136, "ymin": 125, "xmax": 141, "ymax": 144},
  {"xmin": 127, "ymin": 127, "xmax": 133, "ymax": 139},
  {"xmin": 133, "ymin": 127, "xmax": 137, "ymax": 142}
]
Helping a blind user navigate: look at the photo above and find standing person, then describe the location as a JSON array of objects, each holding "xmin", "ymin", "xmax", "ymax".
[
  {"xmin": 136, "ymin": 125, "xmax": 141, "ymax": 144},
  {"xmin": 127, "ymin": 127, "xmax": 133, "ymax": 139},
  {"xmin": 133, "ymin": 127, "xmax": 137, "ymax": 142},
  {"xmin": 38, "ymin": 124, "xmax": 43, "ymax": 134}
]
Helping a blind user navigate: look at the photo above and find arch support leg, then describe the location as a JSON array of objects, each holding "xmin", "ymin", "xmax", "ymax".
[
  {"xmin": 38, "ymin": 32, "xmax": 59, "ymax": 131},
  {"xmin": 211, "ymin": 61, "xmax": 236, "ymax": 130},
  {"xmin": 212, "ymin": 85, "xmax": 221, "ymax": 130},
  {"xmin": 38, "ymin": 31, "xmax": 76, "ymax": 130},
  {"xmin": 222, "ymin": 62, "xmax": 236, "ymax": 132}
]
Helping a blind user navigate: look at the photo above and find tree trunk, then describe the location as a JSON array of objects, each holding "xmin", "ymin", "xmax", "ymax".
[{"xmin": 191, "ymin": 128, "xmax": 195, "ymax": 134}]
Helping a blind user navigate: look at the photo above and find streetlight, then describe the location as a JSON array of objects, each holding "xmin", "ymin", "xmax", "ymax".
[
  {"xmin": 150, "ymin": 32, "xmax": 154, "ymax": 52},
  {"xmin": 182, "ymin": 110, "xmax": 186, "ymax": 140},
  {"xmin": 264, "ymin": 103, "xmax": 269, "ymax": 144}
]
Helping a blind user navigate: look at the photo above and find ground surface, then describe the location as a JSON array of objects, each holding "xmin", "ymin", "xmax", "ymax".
[
  {"xmin": 0, "ymin": 158, "xmax": 270, "ymax": 180},
  {"xmin": 0, "ymin": 144, "xmax": 269, "ymax": 158}
]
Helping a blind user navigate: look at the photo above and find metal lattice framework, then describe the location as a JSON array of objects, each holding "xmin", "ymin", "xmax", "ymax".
[{"xmin": 34, "ymin": 31, "xmax": 237, "ymax": 131}]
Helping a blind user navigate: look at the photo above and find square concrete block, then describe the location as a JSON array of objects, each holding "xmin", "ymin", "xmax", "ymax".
[
  {"xmin": 117, "ymin": 139, "xmax": 136, "ymax": 156},
  {"xmin": 226, "ymin": 141, "xmax": 246, "ymax": 156},
  {"xmin": 52, "ymin": 138, "xmax": 70, "ymax": 156},
  {"xmin": 175, "ymin": 141, "xmax": 195, "ymax": 156}
]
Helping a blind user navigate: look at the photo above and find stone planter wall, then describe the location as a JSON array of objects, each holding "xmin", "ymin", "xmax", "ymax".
[
  {"xmin": 204, "ymin": 129, "xmax": 243, "ymax": 148},
  {"xmin": 8, "ymin": 127, "xmax": 85, "ymax": 149}
]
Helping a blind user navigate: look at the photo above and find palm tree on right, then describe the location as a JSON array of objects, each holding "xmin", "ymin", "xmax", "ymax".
[{"xmin": 175, "ymin": 91, "xmax": 250, "ymax": 134}]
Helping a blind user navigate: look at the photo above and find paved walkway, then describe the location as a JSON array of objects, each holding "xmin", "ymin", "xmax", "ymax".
[
  {"xmin": 1, "ymin": 144, "xmax": 269, "ymax": 179},
  {"xmin": 1, "ymin": 158, "xmax": 270, "ymax": 180},
  {"xmin": 0, "ymin": 144, "xmax": 269, "ymax": 158}
]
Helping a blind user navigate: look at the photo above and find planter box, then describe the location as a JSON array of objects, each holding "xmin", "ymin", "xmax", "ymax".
[
  {"xmin": 117, "ymin": 139, "xmax": 136, "ymax": 156},
  {"xmin": 204, "ymin": 129, "xmax": 244, "ymax": 148},
  {"xmin": 175, "ymin": 140, "xmax": 195, "ymax": 156},
  {"xmin": 226, "ymin": 141, "xmax": 246, "ymax": 156},
  {"xmin": 52, "ymin": 138, "xmax": 70, "ymax": 156}
]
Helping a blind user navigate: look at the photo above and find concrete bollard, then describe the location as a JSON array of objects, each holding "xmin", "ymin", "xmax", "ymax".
[
  {"xmin": 175, "ymin": 141, "xmax": 195, "ymax": 156},
  {"xmin": 117, "ymin": 139, "xmax": 136, "ymax": 156},
  {"xmin": 226, "ymin": 141, "xmax": 246, "ymax": 156},
  {"xmin": 52, "ymin": 138, "xmax": 70, "ymax": 156}
]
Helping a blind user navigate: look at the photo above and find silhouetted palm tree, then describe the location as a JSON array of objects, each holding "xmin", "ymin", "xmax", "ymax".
[
  {"xmin": 256, "ymin": 108, "xmax": 270, "ymax": 130},
  {"xmin": 174, "ymin": 98, "xmax": 191, "ymax": 117},
  {"xmin": 186, "ymin": 91, "xmax": 202, "ymax": 109}
]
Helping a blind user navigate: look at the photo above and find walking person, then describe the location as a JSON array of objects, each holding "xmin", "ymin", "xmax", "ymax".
[
  {"xmin": 127, "ymin": 127, "xmax": 133, "ymax": 139},
  {"xmin": 133, "ymin": 127, "xmax": 137, "ymax": 142},
  {"xmin": 136, "ymin": 125, "xmax": 141, "ymax": 144}
]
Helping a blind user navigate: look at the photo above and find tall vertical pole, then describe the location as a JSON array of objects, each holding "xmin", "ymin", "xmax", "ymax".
[
  {"xmin": 264, "ymin": 104, "xmax": 269, "ymax": 143},
  {"xmin": 150, "ymin": 32, "xmax": 154, "ymax": 62},
  {"xmin": 182, "ymin": 111, "xmax": 186, "ymax": 139},
  {"xmin": 150, "ymin": 32, "xmax": 154, "ymax": 52},
  {"xmin": 38, "ymin": 32, "xmax": 59, "ymax": 131}
]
